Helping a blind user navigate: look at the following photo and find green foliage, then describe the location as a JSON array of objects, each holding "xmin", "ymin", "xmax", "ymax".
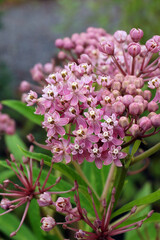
[
  {"xmin": 2, "ymin": 100, "xmax": 43, "ymax": 126},
  {"xmin": 4, "ymin": 132, "xmax": 27, "ymax": 161},
  {"xmin": 0, "ymin": 208, "xmax": 36, "ymax": 240}
]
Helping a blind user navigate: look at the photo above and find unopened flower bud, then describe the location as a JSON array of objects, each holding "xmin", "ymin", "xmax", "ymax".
[
  {"xmin": 113, "ymin": 102, "xmax": 125, "ymax": 115},
  {"xmin": 112, "ymin": 90, "xmax": 120, "ymax": 98},
  {"xmin": 37, "ymin": 192, "xmax": 53, "ymax": 207},
  {"xmin": 146, "ymin": 37, "xmax": 160, "ymax": 53},
  {"xmin": 58, "ymin": 51, "xmax": 66, "ymax": 60},
  {"xmin": 128, "ymin": 42, "xmax": 141, "ymax": 57},
  {"xmin": 134, "ymin": 95, "xmax": 144, "ymax": 103},
  {"xmin": 143, "ymin": 90, "xmax": 152, "ymax": 101},
  {"xmin": 112, "ymin": 81, "xmax": 121, "ymax": 91},
  {"xmin": 151, "ymin": 114, "xmax": 160, "ymax": 127},
  {"xmin": 129, "ymin": 102, "xmax": 140, "ymax": 115},
  {"xmin": 19, "ymin": 81, "xmax": 31, "ymax": 92},
  {"xmin": 148, "ymin": 101, "xmax": 158, "ymax": 112},
  {"xmin": 99, "ymin": 40, "xmax": 114, "ymax": 55},
  {"xmin": 122, "ymin": 95, "xmax": 134, "ymax": 107},
  {"xmin": 131, "ymin": 206, "xmax": 137, "ymax": 214},
  {"xmin": 74, "ymin": 45, "xmax": 84, "ymax": 54},
  {"xmin": 114, "ymin": 30, "xmax": 127, "ymax": 43},
  {"xmin": 119, "ymin": 117, "xmax": 129, "ymax": 128},
  {"xmin": 139, "ymin": 117, "xmax": 152, "ymax": 131},
  {"xmin": 134, "ymin": 77, "xmax": 144, "ymax": 88},
  {"xmin": 41, "ymin": 216, "xmax": 56, "ymax": 231},
  {"xmin": 56, "ymin": 197, "xmax": 72, "ymax": 212},
  {"xmin": 75, "ymin": 230, "xmax": 86, "ymax": 239},
  {"xmin": 129, "ymin": 124, "xmax": 140, "ymax": 137},
  {"xmin": 126, "ymin": 84, "xmax": 137, "ymax": 95},
  {"xmin": 0, "ymin": 198, "xmax": 11, "ymax": 210},
  {"xmin": 130, "ymin": 28, "xmax": 143, "ymax": 42},
  {"xmin": 55, "ymin": 38, "xmax": 64, "ymax": 48}
]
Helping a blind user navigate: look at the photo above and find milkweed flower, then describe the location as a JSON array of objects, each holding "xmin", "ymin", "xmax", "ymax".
[{"xmin": 40, "ymin": 182, "xmax": 154, "ymax": 240}]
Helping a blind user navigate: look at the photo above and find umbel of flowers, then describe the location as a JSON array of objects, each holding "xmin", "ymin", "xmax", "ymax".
[
  {"xmin": 40, "ymin": 182, "xmax": 154, "ymax": 240},
  {"xmin": 25, "ymin": 28, "xmax": 160, "ymax": 169}
]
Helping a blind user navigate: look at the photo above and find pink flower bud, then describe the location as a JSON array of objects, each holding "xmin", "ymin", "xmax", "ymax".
[
  {"xmin": 37, "ymin": 192, "xmax": 53, "ymax": 207},
  {"xmin": 58, "ymin": 51, "xmax": 66, "ymax": 60},
  {"xmin": 119, "ymin": 116, "xmax": 129, "ymax": 128},
  {"xmin": 63, "ymin": 37, "xmax": 74, "ymax": 49},
  {"xmin": 143, "ymin": 90, "xmax": 152, "ymax": 101},
  {"xmin": 146, "ymin": 36, "xmax": 160, "ymax": 53},
  {"xmin": 148, "ymin": 101, "xmax": 158, "ymax": 112},
  {"xmin": 0, "ymin": 103, "xmax": 2, "ymax": 111},
  {"xmin": 112, "ymin": 90, "xmax": 120, "ymax": 98},
  {"xmin": 0, "ymin": 198, "xmax": 11, "ymax": 210},
  {"xmin": 137, "ymin": 102, "xmax": 145, "ymax": 114},
  {"xmin": 126, "ymin": 84, "xmax": 137, "ymax": 95},
  {"xmin": 112, "ymin": 81, "xmax": 121, "ymax": 91},
  {"xmin": 134, "ymin": 77, "xmax": 144, "ymax": 88},
  {"xmin": 75, "ymin": 230, "xmax": 86, "ymax": 239},
  {"xmin": 148, "ymin": 112, "xmax": 156, "ymax": 119},
  {"xmin": 129, "ymin": 124, "xmax": 140, "ymax": 137},
  {"xmin": 19, "ymin": 81, "xmax": 31, "ymax": 92},
  {"xmin": 150, "ymin": 114, "xmax": 160, "ymax": 127},
  {"xmin": 55, "ymin": 197, "xmax": 72, "ymax": 212},
  {"xmin": 129, "ymin": 102, "xmax": 140, "ymax": 115},
  {"xmin": 44, "ymin": 63, "xmax": 53, "ymax": 74},
  {"xmin": 55, "ymin": 38, "xmax": 64, "ymax": 48},
  {"xmin": 113, "ymin": 102, "xmax": 125, "ymax": 115},
  {"xmin": 128, "ymin": 42, "xmax": 141, "ymax": 57},
  {"xmin": 41, "ymin": 216, "xmax": 56, "ymax": 231},
  {"xmin": 134, "ymin": 95, "xmax": 144, "ymax": 103},
  {"xmin": 130, "ymin": 28, "xmax": 143, "ymax": 42},
  {"xmin": 74, "ymin": 45, "xmax": 84, "ymax": 54},
  {"xmin": 139, "ymin": 117, "xmax": 152, "ymax": 131},
  {"xmin": 99, "ymin": 40, "xmax": 114, "ymax": 55},
  {"xmin": 114, "ymin": 30, "xmax": 127, "ymax": 43}
]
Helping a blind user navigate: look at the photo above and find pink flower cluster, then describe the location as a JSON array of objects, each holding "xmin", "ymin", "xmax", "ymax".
[
  {"xmin": 40, "ymin": 182, "xmax": 154, "ymax": 240},
  {"xmin": 25, "ymin": 27, "xmax": 160, "ymax": 168},
  {"xmin": 0, "ymin": 104, "xmax": 15, "ymax": 135}
]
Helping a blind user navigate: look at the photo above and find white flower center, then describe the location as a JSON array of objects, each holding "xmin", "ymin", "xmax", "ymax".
[
  {"xmin": 103, "ymin": 131, "xmax": 109, "ymax": 137},
  {"xmin": 113, "ymin": 149, "xmax": 119, "ymax": 155},
  {"xmin": 74, "ymin": 144, "xmax": 79, "ymax": 150},
  {"xmin": 93, "ymin": 148, "xmax": 98, "ymax": 154},
  {"xmin": 47, "ymin": 116, "xmax": 54, "ymax": 123}
]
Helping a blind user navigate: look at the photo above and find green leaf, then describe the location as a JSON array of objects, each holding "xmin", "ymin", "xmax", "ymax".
[
  {"xmin": 5, "ymin": 132, "xmax": 27, "ymax": 161},
  {"xmin": 83, "ymin": 161, "xmax": 110, "ymax": 196},
  {"xmin": 2, "ymin": 100, "xmax": 43, "ymax": 126},
  {"xmin": 0, "ymin": 169, "xmax": 15, "ymax": 182},
  {"xmin": 0, "ymin": 208, "xmax": 36, "ymax": 240},
  {"xmin": 27, "ymin": 199, "xmax": 45, "ymax": 240},
  {"xmin": 131, "ymin": 140, "xmax": 141, "ymax": 156},
  {"xmin": 112, "ymin": 189, "xmax": 160, "ymax": 219}
]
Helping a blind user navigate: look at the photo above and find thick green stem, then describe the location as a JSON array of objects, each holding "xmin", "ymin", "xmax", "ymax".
[
  {"xmin": 100, "ymin": 163, "xmax": 116, "ymax": 201},
  {"xmin": 72, "ymin": 161, "xmax": 100, "ymax": 201},
  {"xmin": 131, "ymin": 142, "xmax": 160, "ymax": 165},
  {"xmin": 113, "ymin": 166, "xmax": 128, "ymax": 209}
]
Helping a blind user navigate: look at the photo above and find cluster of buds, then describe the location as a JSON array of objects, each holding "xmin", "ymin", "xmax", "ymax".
[
  {"xmin": 0, "ymin": 146, "xmax": 75, "ymax": 237},
  {"xmin": 40, "ymin": 182, "xmax": 154, "ymax": 240},
  {"xmin": 0, "ymin": 103, "xmax": 15, "ymax": 136}
]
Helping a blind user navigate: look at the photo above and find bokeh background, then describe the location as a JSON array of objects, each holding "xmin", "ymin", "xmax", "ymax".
[{"xmin": 0, "ymin": 1, "xmax": 160, "ymax": 239}]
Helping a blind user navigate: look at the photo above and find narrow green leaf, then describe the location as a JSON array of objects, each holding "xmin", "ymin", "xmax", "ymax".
[
  {"xmin": 5, "ymin": 132, "xmax": 27, "ymax": 161},
  {"xmin": 131, "ymin": 140, "xmax": 141, "ymax": 156},
  {"xmin": 112, "ymin": 189, "xmax": 160, "ymax": 219},
  {"xmin": 27, "ymin": 199, "xmax": 45, "ymax": 240},
  {"xmin": 0, "ymin": 208, "xmax": 36, "ymax": 240},
  {"xmin": 2, "ymin": 100, "xmax": 43, "ymax": 125}
]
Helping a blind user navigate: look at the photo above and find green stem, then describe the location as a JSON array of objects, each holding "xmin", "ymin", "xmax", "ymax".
[
  {"xmin": 54, "ymin": 226, "xmax": 64, "ymax": 240},
  {"xmin": 72, "ymin": 161, "xmax": 100, "ymax": 201},
  {"xmin": 113, "ymin": 166, "xmax": 128, "ymax": 208},
  {"xmin": 131, "ymin": 142, "xmax": 160, "ymax": 165},
  {"xmin": 100, "ymin": 163, "xmax": 116, "ymax": 201}
]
